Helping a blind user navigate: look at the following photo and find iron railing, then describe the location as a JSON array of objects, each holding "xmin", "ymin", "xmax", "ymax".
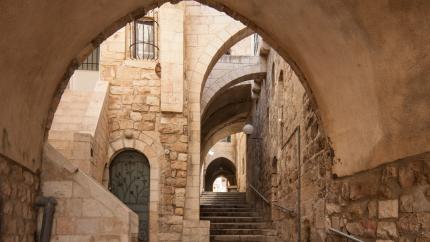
[
  {"xmin": 249, "ymin": 184, "xmax": 295, "ymax": 215},
  {"xmin": 328, "ymin": 228, "xmax": 364, "ymax": 242}
]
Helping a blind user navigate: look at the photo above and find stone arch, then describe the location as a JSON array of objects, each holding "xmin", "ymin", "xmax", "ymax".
[
  {"xmin": 204, "ymin": 157, "xmax": 237, "ymax": 191},
  {"xmin": 106, "ymin": 131, "xmax": 163, "ymax": 242},
  {"xmin": 2, "ymin": 0, "xmax": 430, "ymax": 201},
  {"xmin": 201, "ymin": 84, "xmax": 252, "ymax": 150},
  {"xmin": 198, "ymin": 27, "xmax": 255, "ymax": 94},
  {"xmin": 202, "ymin": 121, "xmax": 245, "ymax": 160},
  {"xmin": 201, "ymin": 56, "xmax": 266, "ymax": 114}
]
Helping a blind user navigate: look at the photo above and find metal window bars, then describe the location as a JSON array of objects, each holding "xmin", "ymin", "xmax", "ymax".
[
  {"xmin": 78, "ymin": 47, "xmax": 100, "ymax": 71},
  {"xmin": 130, "ymin": 10, "xmax": 159, "ymax": 60}
]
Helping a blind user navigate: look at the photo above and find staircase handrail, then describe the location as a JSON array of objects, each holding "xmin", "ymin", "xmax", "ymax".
[
  {"xmin": 327, "ymin": 228, "xmax": 364, "ymax": 242},
  {"xmin": 249, "ymin": 184, "xmax": 295, "ymax": 216}
]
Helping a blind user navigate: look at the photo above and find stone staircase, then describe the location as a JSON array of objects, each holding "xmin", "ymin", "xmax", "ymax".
[{"xmin": 200, "ymin": 192, "xmax": 279, "ymax": 242}]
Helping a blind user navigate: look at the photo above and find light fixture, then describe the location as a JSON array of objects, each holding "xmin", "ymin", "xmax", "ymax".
[
  {"xmin": 208, "ymin": 150, "xmax": 215, "ymax": 156},
  {"xmin": 243, "ymin": 124, "xmax": 254, "ymax": 135}
]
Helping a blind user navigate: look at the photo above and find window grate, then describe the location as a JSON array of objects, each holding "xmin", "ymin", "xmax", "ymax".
[
  {"xmin": 78, "ymin": 47, "xmax": 100, "ymax": 71},
  {"xmin": 130, "ymin": 11, "xmax": 159, "ymax": 60}
]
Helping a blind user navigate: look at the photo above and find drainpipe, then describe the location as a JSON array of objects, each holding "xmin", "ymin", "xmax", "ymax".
[{"xmin": 35, "ymin": 196, "xmax": 57, "ymax": 242}]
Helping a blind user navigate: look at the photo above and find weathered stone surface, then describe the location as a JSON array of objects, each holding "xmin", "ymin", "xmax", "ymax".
[
  {"xmin": 400, "ymin": 186, "xmax": 430, "ymax": 212},
  {"xmin": 377, "ymin": 222, "xmax": 399, "ymax": 239},
  {"xmin": 0, "ymin": 157, "xmax": 38, "ymax": 241},
  {"xmin": 368, "ymin": 200, "xmax": 378, "ymax": 218},
  {"xmin": 130, "ymin": 112, "xmax": 142, "ymax": 121},
  {"xmin": 379, "ymin": 199, "xmax": 399, "ymax": 219},
  {"xmin": 171, "ymin": 161, "xmax": 187, "ymax": 171}
]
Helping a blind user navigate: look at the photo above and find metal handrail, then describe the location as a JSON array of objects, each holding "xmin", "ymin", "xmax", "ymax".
[
  {"xmin": 328, "ymin": 228, "xmax": 364, "ymax": 242},
  {"xmin": 249, "ymin": 184, "xmax": 295, "ymax": 215}
]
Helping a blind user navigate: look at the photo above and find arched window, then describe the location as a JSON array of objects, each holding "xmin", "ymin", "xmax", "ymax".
[{"xmin": 109, "ymin": 150, "xmax": 150, "ymax": 241}]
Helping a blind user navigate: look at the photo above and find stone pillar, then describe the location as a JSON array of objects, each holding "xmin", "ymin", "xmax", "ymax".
[{"xmin": 159, "ymin": 2, "xmax": 184, "ymax": 113}]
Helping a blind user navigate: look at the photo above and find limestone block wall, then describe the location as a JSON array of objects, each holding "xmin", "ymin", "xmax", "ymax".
[
  {"xmin": 0, "ymin": 155, "xmax": 39, "ymax": 242},
  {"xmin": 234, "ymin": 133, "xmax": 247, "ymax": 192},
  {"xmin": 41, "ymin": 144, "xmax": 138, "ymax": 242},
  {"xmin": 326, "ymin": 157, "xmax": 430, "ymax": 242},
  {"xmin": 48, "ymin": 80, "xmax": 109, "ymax": 182},
  {"xmin": 100, "ymin": 5, "xmax": 191, "ymax": 239},
  {"xmin": 247, "ymin": 49, "xmax": 430, "ymax": 241}
]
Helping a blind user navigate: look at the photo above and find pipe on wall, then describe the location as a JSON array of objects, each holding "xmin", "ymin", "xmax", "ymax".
[{"xmin": 35, "ymin": 196, "xmax": 57, "ymax": 242}]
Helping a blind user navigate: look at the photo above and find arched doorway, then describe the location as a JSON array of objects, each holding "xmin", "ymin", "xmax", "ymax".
[
  {"xmin": 204, "ymin": 157, "xmax": 237, "ymax": 192},
  {"xmin": 109, "ymin": 150, "xmax": 150, "ymax": 242},
  {"xmin": 212, "ymin": 175, "xmax": 229, "ymax": 192}
]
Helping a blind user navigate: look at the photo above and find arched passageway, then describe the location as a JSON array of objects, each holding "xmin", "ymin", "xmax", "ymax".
[
  {"xmin": 2, "ymin": 0, "xmax": 430, "ymax": 178},
  {"xmin": 2, "ymin": 1, "xmax": 430, "ymax": 242},
  {"xmin": 204, "ymin": 157, "xmax": 237, "ymax": 192}
]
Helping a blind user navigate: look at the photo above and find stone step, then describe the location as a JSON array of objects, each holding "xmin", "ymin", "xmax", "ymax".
[
  {"xmin": 201, "ymin": 192, "xmax": 246, "ymax": 196},
  {"xmin": 210, "ymin": 222, "xmax": 270, "ymax": 230},
  {"xmin": 200, "ymin": 195, "xmax": 246, "ymax": 199},
  {"xmin": 201, "ymin": 211, "xmax": 259, "ymax": 217},
  {"xmin": 210, "ymin": 235, "xmax": 280, "ymax": 242},
  {"xmin": 201, "ymin": 216, "xmax": 265, "ymax": 223},
  {"xmin": 200, "ymin": 196, "xmax": 246, "ymax": 199},
  {"xmin": 200, "ymin": 202, "xmax": 247, "ymax": 205},
  {"xmin": 201, "ymin": 208, "xmax": 255, "ymax": 212},
  {"xmin": 200, "ymin": 204, "xmax": 251, "ymax": 208},
  {"xmin": 211, "ymin": 229, "xmax": 276, "ymax": 236},
  {"xmin": 200, "ymin": 199, "xmax": 247, "ymax": 202}
]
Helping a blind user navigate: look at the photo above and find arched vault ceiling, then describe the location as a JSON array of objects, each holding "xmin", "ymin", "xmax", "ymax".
[
  {"xmin": 201, "ymin": 84, "xmax": 251, "ymax": 149},
  {"xmin": 201, "ymin": 55, "xmax": 266, "ymax": 114},
  {"xmin": 204, "ymin": 157, "xmax": 237, "ymax": 191},
  {"xmin": 202, "ymin": 121, "xmax": 245, "ymax": 162},
  {"xmin": 1, "ymin": 0, "xmax": 430, "ymax": 175},
  {"xmin": 202, "ymin": 84, "xmax": 252, "ymax": 124}
]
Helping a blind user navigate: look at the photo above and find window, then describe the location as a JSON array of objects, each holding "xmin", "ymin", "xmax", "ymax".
[
  {"xmin": 221, "ymin": 135, "xmax": 231, "ymax": 143},
  {"xmin": 253, "ymin": 33, "xmax": 259, "ymax": 56},
  {"xmin": 130, "ymin": 11, "xmax": 159, "ymax": 60},
  {"xmin": 78, "ymin": 47, "xmax": 99, "ymax": 71}
]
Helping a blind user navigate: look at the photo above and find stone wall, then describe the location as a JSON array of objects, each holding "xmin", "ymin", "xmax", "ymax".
[
  {"xmin": 234, "ymin": 132, "xmax": 247, "ymax": 192},
  {"xmin": 41, "ymin": 144, "xmax": 138, "ymax": 242},
  {"xmin": 326, "ymin": 156, "xmax": 430, "ymax": 242},
  {"xmin": 247, "ymin": 48, "xmax": 430, "ymax": 242},
  {"xmin": 0, "ymin": 155, "xmax": 39, "ymax": 242},
  {"xmin": 48, "ymin": 81, "xmax": 110, "ymax": 182},
  {"xmin": 100, "ymin": 5, "xmax": 191, "ymax": 239}
]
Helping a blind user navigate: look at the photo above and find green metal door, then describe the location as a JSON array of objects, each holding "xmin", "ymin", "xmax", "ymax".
[{"xmin": 109, "ymin": 150, "xmax": 150, "ymax": 242}]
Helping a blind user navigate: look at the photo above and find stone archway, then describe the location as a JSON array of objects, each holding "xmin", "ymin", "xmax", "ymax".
[
  {"xmin": 204, "ymin": 157, "xmax": 237, "ymax": 192},
  {"xmin": 2, "ymin": 0, "xmax": 430, "ymax": 179},
  {"xmin": 201, "ymin": 55, "xmax": 266, "ymax": 114}
]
